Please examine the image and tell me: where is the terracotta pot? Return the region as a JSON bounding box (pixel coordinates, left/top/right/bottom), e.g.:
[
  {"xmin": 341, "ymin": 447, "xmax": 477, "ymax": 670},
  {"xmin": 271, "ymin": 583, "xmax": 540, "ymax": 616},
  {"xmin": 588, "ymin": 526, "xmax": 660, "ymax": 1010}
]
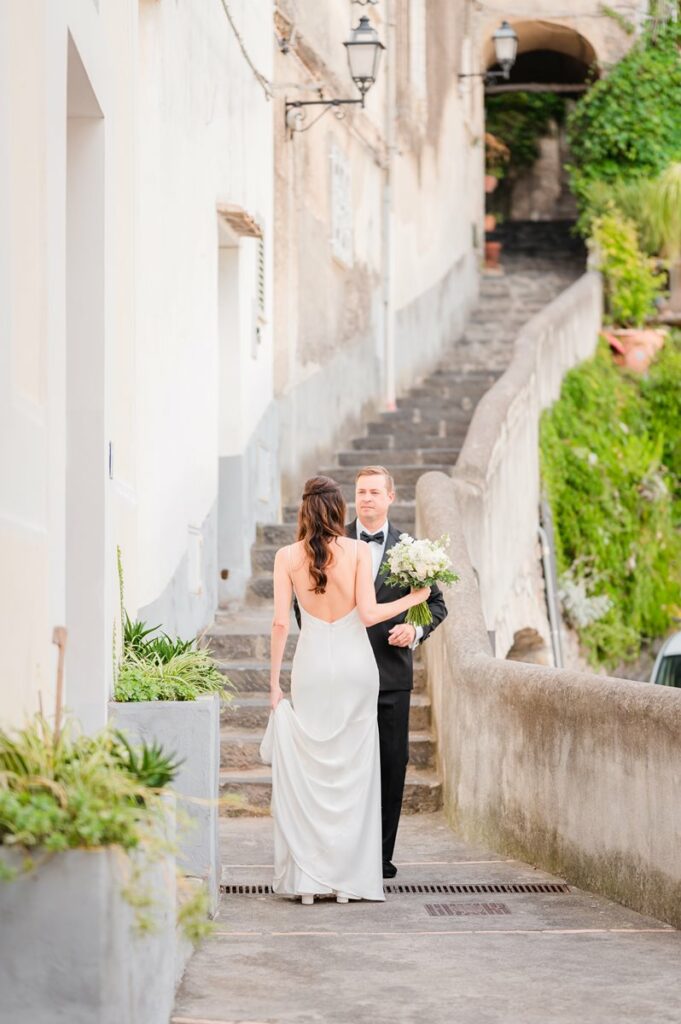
[
  {"xmin": 484, "ymin": 213, "xmax": 497, "ymax": 233},
  {"xmin": 484, "ymin": 174, "xmax": 498, "ymax": 194},
  {"xmin": 603, "ymin": 328, "xmax": 666, "ymax": 374},
  {"xmin": 484, "ymin": 240, "xmax": 502, "ymax": 271}
]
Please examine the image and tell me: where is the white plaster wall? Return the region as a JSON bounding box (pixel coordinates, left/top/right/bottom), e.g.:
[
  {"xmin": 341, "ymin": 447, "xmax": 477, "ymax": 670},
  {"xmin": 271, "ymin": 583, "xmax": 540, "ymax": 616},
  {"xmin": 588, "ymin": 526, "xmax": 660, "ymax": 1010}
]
[
  {"xmin": 0, "ymin": 0, "xmax": 126, "ymax": 729},
  {"xmin": 134, "ymin": 0, "xmax": 274, "ymax": 620},
  {"xmin": 0, "ymin": 0, "xmax": 275, "ymax": 726}
]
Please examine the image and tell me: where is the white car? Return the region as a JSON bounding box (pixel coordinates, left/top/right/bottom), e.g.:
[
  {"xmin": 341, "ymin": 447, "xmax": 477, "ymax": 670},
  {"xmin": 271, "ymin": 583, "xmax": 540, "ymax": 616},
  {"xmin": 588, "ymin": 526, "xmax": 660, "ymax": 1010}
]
[{"xmin": 650, "ymin": 631, "xmax": 681, "ymax": 688}]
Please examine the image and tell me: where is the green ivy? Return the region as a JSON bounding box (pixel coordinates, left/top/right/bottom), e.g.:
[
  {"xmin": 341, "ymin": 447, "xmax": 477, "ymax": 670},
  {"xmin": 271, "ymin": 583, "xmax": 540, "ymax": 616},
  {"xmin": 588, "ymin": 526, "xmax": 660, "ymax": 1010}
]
[
  {"xmin": 486, "ymin": 92, "xmax": 567, "ymax": 178},
  {"xmin": 540, "ymin": 334, "xmax": 681, "ymax": 669},
  {"xmin": 567, "ymin": 22, "xmax": 681, "ymax": 205}
]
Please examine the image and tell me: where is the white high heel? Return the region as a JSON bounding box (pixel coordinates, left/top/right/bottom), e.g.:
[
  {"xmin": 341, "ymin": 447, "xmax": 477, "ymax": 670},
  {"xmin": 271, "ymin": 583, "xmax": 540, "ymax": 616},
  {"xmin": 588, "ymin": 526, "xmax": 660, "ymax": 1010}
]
[
  {"xmin": 336, "ymin": 893, "xmax": 350, "ymax": 904},
  {"xmin": 301, "ymin": 895, "xmax": 314, "ymax": 906}
]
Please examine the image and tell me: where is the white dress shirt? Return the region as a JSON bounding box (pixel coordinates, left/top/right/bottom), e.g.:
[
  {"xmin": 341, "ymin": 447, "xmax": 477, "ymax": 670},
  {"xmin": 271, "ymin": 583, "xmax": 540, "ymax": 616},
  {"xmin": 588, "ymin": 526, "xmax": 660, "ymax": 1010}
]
[{"xmin": 356, "ymin": 518, "xmax": 423, "ymax": 649}]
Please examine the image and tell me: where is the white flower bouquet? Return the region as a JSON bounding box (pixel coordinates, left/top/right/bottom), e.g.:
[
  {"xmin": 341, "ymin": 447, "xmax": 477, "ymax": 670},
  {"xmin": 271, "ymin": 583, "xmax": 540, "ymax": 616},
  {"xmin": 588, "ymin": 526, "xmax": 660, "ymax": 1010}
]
[{"xmin": 380, "ymin": 533, "xmax": 459, "ymax": 627}]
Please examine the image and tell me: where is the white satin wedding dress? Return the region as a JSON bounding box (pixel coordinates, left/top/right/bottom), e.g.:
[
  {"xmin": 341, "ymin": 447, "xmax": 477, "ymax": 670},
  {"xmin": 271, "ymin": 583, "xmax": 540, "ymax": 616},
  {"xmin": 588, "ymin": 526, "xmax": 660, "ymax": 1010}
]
[{"xmin": 259, "ymin": 542, "xmax": 385, "ymax": 902}]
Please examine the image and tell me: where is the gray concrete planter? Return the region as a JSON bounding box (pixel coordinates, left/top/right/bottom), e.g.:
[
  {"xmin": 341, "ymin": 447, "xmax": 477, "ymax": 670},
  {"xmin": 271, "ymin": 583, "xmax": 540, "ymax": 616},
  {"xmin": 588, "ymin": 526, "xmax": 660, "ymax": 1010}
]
[
  {"xmin": 109, "ymin": 693, "xmax": 220, "ymax": 912},
  {"xmin": 0, "ymin": 844, "xmax": 180, "ymax": 1024}
]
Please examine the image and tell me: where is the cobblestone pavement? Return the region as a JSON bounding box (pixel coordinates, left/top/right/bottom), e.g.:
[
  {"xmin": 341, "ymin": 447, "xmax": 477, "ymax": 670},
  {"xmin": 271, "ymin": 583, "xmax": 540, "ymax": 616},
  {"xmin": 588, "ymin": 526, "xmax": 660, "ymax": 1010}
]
[{"xmin": 172, "ymin": 812, "xmax": 680, "ymax": 1024}]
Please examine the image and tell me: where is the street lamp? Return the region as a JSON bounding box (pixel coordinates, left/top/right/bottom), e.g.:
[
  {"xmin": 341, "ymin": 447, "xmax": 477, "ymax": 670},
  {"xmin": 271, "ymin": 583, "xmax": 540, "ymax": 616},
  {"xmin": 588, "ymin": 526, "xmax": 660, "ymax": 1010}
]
[
  {"xmin": 344, "ymin": 15, "xmax": 385, "ymax": 101},
  {"xmin": 459, "ymin": 21, "xmax": 519, "ymax": 84},
  {"xmin": 285, "ymin": 15, "xmax": 385, "ymax": 132}
]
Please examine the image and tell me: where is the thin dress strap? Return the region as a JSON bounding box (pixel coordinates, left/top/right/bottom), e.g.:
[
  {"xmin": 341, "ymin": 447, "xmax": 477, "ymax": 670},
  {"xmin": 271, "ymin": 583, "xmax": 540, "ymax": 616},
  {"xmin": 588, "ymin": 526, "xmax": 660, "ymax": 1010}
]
[{"xmin": 287, "ymin": 543, "xmax": 295, "ymax": 595}]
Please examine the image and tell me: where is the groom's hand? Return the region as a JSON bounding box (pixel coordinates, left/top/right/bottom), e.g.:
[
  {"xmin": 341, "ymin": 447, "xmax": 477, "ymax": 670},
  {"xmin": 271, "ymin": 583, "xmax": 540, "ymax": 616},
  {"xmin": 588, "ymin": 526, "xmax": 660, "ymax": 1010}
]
[{"xmin": 388, "ymin": 623, "xmax": 417, "ymax": 647}]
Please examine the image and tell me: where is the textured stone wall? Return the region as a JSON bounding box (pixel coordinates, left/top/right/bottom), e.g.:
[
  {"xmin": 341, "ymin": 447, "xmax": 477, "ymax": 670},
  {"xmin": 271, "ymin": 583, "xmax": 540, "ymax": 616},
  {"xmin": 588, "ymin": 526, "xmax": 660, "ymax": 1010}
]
[{"xmin": 452, "ymin": 272, "xmax": 603, "ymax": 658}]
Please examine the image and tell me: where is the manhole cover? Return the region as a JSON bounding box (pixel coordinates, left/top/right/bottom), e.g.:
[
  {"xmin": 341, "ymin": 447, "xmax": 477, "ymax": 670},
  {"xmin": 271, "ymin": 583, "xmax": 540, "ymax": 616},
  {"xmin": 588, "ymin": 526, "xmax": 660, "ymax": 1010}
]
[{"xmin": 425, "ymin": 901, "xmax": 511, "ymax": 917}]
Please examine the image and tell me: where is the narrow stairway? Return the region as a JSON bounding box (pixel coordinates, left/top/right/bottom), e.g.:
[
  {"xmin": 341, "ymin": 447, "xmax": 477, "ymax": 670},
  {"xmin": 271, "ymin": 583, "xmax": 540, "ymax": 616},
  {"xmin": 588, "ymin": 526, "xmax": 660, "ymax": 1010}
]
[{"xmin": 207, "ymin": 258, "xmax": 580, "ymax": 818}]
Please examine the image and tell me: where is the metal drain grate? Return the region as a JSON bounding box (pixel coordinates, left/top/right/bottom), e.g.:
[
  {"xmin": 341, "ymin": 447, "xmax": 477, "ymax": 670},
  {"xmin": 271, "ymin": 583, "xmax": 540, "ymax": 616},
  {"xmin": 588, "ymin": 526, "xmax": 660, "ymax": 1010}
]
[
  {"xmin": 425, "ymin": 902, "xmax": 511, "ymax": 916},
  {"xmin": 220, "ymin": 881, "xmax": 571, "ymax": 897},
  {"xmin": 385, "ymin": 882, "xmax": 571, "ymax": 896}
]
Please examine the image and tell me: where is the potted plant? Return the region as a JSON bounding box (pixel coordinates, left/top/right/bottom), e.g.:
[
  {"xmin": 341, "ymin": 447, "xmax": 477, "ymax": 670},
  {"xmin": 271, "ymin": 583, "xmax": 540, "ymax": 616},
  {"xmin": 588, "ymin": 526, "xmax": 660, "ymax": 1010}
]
[
  {"xmin": 483, "ymin": 133, "xmax": 509, "ymax": 271},
  {"xmin": 590, "ymin": 210, "xmax": 666, "ymax": 372},
  {"xmin": 109, "ymin": 553, "xmax": 230, "ymax": 913},
  {"xmin": 0, "ymin": 713, "xmax": 203, "ymax": 1023},
  {"xmin": 110, "ymin": 617, "xmax": 228, "ymax": 913}
]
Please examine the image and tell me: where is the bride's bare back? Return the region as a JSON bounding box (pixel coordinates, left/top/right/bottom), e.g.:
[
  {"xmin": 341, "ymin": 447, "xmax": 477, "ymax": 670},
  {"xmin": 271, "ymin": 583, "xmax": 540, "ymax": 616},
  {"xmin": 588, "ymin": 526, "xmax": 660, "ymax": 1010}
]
[
  {"xmin": 287, "ymin": 537, "xmax": 360, "ymax": 624},
  {"xmin": 269, "ymin": 535, "xmax": 429, "ymax": 707}
]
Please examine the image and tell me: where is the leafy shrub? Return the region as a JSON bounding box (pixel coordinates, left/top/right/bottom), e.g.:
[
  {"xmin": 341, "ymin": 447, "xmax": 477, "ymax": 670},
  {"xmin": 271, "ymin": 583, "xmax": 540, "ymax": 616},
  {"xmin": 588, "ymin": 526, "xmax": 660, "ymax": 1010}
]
[
  {"xmin": 567, "ymin": 21, "xmax": 681, "ymax": 205},
  {"xmin": 114, "ymin": 646, "xmax": 226, "ymax": 703},
  {"xmin": 116, "ymin": 611, "xmax": 229, "ymax": 703},
  {"xmin": 590, "ymin": 211, "xmax": 665, "ymax": 326},
  {"xmin": 540, "ymin": 334, "xmax": 681, "ymax": 668},
  {"xmin": 0, "ymin": 715, "xmax": 173, "ymax": 854}
]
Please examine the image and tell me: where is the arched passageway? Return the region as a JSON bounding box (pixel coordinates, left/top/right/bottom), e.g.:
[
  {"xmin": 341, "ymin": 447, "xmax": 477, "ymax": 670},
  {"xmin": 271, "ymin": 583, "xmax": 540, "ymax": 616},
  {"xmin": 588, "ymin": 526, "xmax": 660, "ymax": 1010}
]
[{"xmin": 483, "ymin": 21, "xmax": 599, "ymax": 256}]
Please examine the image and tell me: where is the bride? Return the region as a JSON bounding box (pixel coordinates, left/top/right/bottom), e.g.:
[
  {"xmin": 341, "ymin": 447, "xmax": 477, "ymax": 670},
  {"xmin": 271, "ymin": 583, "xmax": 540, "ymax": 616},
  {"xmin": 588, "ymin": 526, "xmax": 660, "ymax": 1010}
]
[{"xmin": 259, "ymin": 475, "xmax": 430, "ymax": 905}]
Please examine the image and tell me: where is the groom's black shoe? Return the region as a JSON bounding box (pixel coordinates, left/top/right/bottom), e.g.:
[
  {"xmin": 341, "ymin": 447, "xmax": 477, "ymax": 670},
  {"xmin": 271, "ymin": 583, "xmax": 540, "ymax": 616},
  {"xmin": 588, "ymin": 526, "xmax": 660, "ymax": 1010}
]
[{"xmin": 382, "ymin": 861, "xmax": 397, "ymax": 879}]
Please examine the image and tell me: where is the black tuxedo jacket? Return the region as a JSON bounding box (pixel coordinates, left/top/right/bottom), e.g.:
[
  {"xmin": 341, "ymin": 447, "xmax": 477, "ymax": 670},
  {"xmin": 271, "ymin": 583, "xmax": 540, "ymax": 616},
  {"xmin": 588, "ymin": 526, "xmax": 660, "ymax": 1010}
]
[{"xmin": 292, "ymin": 520, "xmax": 448, "ymax": 692}]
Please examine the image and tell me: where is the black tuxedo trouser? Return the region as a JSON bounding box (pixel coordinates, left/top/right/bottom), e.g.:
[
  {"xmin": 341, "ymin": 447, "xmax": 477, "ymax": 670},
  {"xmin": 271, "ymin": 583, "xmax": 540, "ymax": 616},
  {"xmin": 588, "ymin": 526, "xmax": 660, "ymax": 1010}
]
[{"xmin": 377, "ymin": 689, "xmax": 411, "ymax": 865}]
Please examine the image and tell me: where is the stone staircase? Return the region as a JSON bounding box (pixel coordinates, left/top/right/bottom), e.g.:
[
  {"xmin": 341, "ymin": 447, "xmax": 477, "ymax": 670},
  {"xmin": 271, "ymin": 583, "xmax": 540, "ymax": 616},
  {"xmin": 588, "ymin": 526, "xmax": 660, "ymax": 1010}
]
[{"xmin": 207, "ymin": 259, "xmax": 581, "ymax": 817}]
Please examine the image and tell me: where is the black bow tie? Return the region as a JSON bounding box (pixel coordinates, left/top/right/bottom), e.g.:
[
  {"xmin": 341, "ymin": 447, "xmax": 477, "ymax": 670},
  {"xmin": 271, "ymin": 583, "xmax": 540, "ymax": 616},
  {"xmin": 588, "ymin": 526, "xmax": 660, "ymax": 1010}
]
[{"xmin": 360, "ymin": 530, "xmax": 385, "ymax": 545}]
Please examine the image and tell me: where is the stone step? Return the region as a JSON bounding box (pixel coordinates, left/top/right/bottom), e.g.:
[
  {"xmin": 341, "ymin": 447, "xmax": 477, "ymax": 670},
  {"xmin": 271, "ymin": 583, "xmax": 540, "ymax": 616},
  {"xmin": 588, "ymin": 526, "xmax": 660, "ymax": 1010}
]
[
  {"xmin": 336, "ymin": 448, "xmax": 460, "ymax": 468},
  {"xmin": 221, "ymin": 691, "xmax": 432, "ymax": 732},
  {"xmin": 209, "ymin": 631, "xmax": 298, "ymax": 662},
  {"xmin": 247, "ymin": 575, "xmax": 275, "ymax": 603},
  {"xmin": 220, "ymin": 766, "xmax": 442, "ymax": 816},
  {"xmin": 350, "ymin": 433, "xmax": 465, "ymax": 451},
  {"xmin": 377, "ymin": 406, "xmax": 474, "ymax": 424},
  {"xmin": 365, "ymin": 424, "xmax": 469, "ymax": 445},
  {"xmin": 403, "ymin": 383, "xmax": 492, "ymax": 400},
  {"xmin": 219, "ymin": 658, "xmax": 428, "ymax": 694},
  {"xmin": 220, "ymin": 727, "xmax": 435, "ymax": 771},
  {"xmin": 203, "ymin": 613, "xmax": 298, "ymax": 661},
  {"xmin": 282, "ymin": 501, "xmax": 416, "ymax": 527},
  {"xmin": 318, "ymin": 464, "xmax": 448, "ymax": 486}
]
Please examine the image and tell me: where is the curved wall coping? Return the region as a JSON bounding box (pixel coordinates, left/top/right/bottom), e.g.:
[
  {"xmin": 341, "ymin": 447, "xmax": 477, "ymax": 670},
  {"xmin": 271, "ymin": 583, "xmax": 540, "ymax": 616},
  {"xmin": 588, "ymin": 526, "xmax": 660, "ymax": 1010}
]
[{"xmin": 416, "ymin": 273, "xmax": 681, "ymax": 928}]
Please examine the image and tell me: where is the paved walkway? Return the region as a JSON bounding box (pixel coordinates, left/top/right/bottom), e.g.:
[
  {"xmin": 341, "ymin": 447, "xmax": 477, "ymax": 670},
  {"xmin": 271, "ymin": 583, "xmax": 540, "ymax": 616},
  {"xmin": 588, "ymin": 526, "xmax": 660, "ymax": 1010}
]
[{"xmin": 172, "ymin": 812, "xmax": 681, "ymax": 1024}]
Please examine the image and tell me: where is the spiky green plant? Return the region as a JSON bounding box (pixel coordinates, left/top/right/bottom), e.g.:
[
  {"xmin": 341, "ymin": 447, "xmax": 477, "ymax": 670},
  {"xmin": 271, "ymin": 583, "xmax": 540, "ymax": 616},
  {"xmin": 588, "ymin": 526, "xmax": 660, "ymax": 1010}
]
[
  {"xmin": 114, "ymin": 646, "xmax": 227, "ymax": 703},
  {"xmin": 0, "ymin": 715, "xmax": 169, "ymax": 853},
  {"xmin": 112, "ymin": 731, "xmax": 183, "ymax": 792}
]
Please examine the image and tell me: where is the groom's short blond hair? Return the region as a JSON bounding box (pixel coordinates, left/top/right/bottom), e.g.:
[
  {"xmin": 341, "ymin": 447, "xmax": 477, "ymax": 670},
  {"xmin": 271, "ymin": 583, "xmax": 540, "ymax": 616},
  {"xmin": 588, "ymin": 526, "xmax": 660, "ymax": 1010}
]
[{"xmin": 354, "ymin": 465, "xmax": 395, "ymax": 494}]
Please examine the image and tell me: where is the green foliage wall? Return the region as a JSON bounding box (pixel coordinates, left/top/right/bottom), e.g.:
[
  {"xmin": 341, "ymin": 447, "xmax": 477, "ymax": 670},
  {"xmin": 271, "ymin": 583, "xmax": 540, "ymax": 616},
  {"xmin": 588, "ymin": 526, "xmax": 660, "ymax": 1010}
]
[
  {"xmin": 540, "ymin": 334, "xmax": 681, "ymax": 668},
  {"xmin": 567, "ymin": 22, "xmax": 681, "ymax": 204}
]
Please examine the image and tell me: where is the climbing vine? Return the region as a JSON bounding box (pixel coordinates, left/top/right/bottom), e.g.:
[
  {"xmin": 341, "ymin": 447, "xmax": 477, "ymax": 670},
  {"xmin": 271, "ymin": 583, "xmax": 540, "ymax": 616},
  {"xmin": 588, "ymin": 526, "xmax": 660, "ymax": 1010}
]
[{"xmin": 567, "ymin": 21, "xmax": 681, "ymax": 209}]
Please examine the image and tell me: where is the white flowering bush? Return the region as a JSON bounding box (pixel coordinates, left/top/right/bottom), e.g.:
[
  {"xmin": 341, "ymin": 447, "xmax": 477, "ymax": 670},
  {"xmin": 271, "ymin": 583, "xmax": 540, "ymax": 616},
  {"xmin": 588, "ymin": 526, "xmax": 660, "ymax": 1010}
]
[
  {"xmin": 558, "ymin": 570, "xmax": 613, "ymax": 629},
  {"xmin": 380, "ymin": 534, "xmax": 459, "ymax": 626}
]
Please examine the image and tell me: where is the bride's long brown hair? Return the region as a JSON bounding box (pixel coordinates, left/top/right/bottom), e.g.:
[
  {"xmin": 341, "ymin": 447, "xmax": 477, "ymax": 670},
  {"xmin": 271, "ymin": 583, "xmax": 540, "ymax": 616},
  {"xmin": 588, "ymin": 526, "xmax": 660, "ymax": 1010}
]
[{"xmin": 297, "ymin": 476, "xmax": 347, "ymax": 594}]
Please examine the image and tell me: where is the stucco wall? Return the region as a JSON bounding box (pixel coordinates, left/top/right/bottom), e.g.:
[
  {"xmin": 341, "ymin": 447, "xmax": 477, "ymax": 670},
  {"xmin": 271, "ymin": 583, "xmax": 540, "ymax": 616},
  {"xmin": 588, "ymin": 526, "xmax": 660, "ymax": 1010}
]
[
  {"xmin": 452, "ymin": 272, "xmax": 603, "ymax": 658},
  {"xmin": 273, "ymin": 0, "xmax": 482, "ymax": 501},
  {"xmin": 417, "ymin": 470, "xmax": 681, "ymax": 929}
]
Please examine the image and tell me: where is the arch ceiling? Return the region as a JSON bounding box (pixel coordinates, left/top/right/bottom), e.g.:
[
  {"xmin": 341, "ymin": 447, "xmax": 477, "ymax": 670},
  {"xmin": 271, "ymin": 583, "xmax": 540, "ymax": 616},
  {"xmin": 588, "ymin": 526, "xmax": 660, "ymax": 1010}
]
[{"xmin": 483, "ymin": 20, "xmax": 598, "ymax": 77}]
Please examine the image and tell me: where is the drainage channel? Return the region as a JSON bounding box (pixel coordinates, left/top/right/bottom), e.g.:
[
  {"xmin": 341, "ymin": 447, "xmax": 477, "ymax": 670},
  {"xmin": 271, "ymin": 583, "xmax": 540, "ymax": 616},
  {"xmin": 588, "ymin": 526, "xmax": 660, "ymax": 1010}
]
[{"xmin": 220, "ymin": 882, "xmax": 572, "ymax": 896}]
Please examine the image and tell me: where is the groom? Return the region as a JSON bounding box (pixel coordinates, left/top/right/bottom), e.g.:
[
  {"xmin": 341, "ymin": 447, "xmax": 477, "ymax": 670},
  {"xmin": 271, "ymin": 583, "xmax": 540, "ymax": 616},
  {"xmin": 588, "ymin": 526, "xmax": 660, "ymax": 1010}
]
[{"xmin": 349, "ymin": 465, "xmax": 447, "ymax": 878}]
